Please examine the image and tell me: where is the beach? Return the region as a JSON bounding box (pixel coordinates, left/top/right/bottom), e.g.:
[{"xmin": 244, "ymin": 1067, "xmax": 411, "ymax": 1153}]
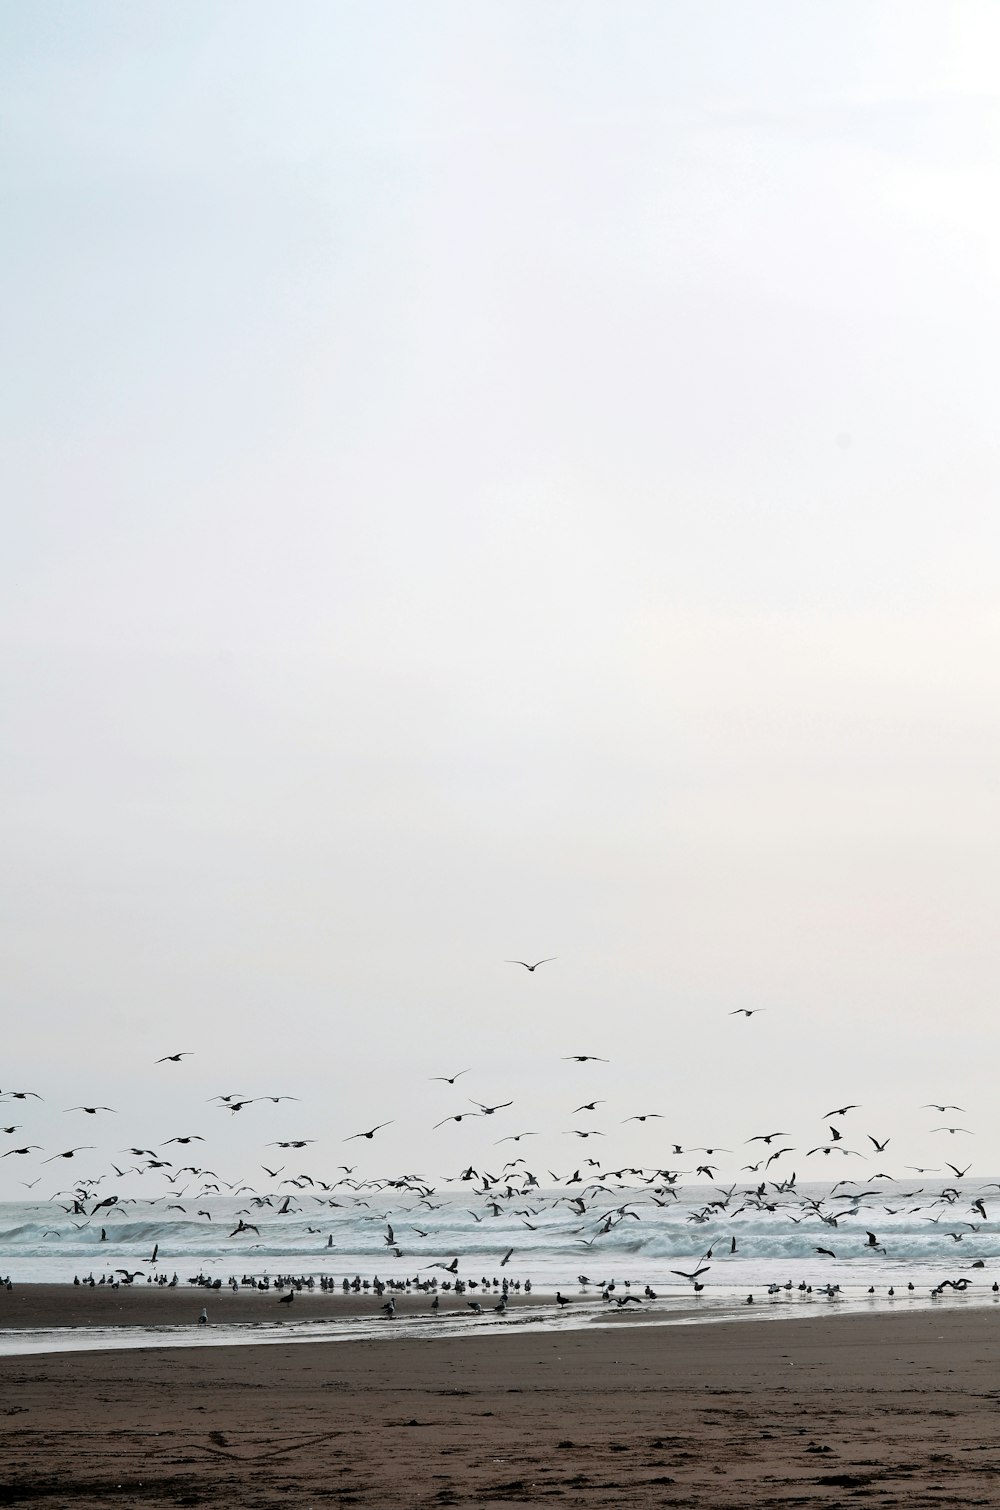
[{"xmin": 2, "ymin": 1296, "xmax": 999, "ymax": 1507}]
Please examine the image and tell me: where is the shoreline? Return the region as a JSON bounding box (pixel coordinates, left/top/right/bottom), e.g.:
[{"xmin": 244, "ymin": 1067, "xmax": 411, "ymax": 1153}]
[
  {"xmin": 2, "ymin": 1308, "xmax": 999, "ymax": 1506},
  {"xmin": 3, "ymin": 1280, "xmax": 1000, "ymax": 1360}
]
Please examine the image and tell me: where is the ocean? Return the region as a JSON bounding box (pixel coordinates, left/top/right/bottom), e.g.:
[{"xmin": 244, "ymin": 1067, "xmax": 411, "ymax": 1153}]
[{"xmin": 1, "ymin": 1177, "xmax": 997, "ymax": 1353}]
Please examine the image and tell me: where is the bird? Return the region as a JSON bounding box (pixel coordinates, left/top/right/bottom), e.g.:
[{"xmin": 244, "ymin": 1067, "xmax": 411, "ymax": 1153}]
[
  {"xmin": 670, "ymin": 1266, "xmax": 710, "ymax": 1282},
  {"xmin": 931, "ymin": 1127, "xmax": 972, "ymax": 1135},
  {"xmin": 430, "ymin": 1070, "xmax": 471, "ymax": 1084},
  {"xmin": 434, "ymin": 1113, "xmax": 481, "ymax": 1129},
  {"xmin": 277, "ymin": 1289, "xmax": 294, "ymax": 1305},
  {"xmin": 345, "ymin": 1123, "xmax": 393, "ymax": 1141},
  {"xmin": 747, "ymin": 1132, "xmax": 790, "ymax": 1144},
  {"xmin": 2, "ymin": 1147, "xmax": 41, "ymax": 1156},
  {"xmin": 562, "ymin": 1055, "xmax": 608, "ymax": 1063},
  {"xmin": 198, "ymin": 1307, "xmax": 208, "ymax": 1325},
  {"xmin": 156, "ymin": 1054, "xmax": 193, "ymax": 1064},
  {"xmin": 572, "ymin": 1101, "xmax": 604, "ymax": 1113},
  {"xmin": 815, "ymin": 1247, "xmax": 837, "ymax": 1258},
  {"xmin": 64, "ymin": 1106, "xmax": 115, "ymax": 1115},
  {"xmin": 923, "ymin": 1104, "xmax": 965, "ymax": 1113},
  {"xmin": 729, "ymin": 1009, "xmax": 766, "ymax": 1017},
  {"xmin": 621, "ymin": 1114, "xmax": 664, "ymax": 1123},
  {"xmin": 470, "ymin": 1101, "xmax": 512, "ymax": 1116},
  {"xmin": 868, "ymin": 1135, "xmax": 890, "ymax": 1152},
  {"xmin": 824, "ymin": 1105, "xmax": 859, "ymax": 1118},
  {"xmin": 506, "ymin": 958, "xmax": 556, "ymax": 972},
  {"xmin": 0, "ymin": 1090, "xmax": 42, "ymax": 1100},
  {"xmin": 42, "ymin": 1148, "xmax": 95, "ymax": 1162}
]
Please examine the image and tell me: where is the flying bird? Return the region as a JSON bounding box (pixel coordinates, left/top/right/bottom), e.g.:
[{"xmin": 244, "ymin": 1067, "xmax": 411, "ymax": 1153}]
[
  {"xmin": 156, "ymin": 1053, "xmax": 193, "ymax": 1064},
  {"xmin": 562, "ymin": 1055, "xmax": 608, "ymax": 1063},
  {"xmin": 430, "ymin": 1070, "xmax": 471, "ymax": 1084},
  {"xmin": 729, "ymin": 1009, "xmax": 766, "ymax": 1017},
  {"xmin": 65, "ymin": 1106, "xmax": 115, "ymax": 1115},
  {"xmin": 506, "ymin": 958, "xmax": 556, "ymax": 972},
  {"xmin": 345, "ymin": 1123, "xmax": 393, "ymax": 1141}
]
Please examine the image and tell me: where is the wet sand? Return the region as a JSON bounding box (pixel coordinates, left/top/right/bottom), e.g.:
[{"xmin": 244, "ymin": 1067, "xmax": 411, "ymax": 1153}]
[{"xmin": 2, "ymin": 1293, "xmax": 1000, "ymax": 1507}]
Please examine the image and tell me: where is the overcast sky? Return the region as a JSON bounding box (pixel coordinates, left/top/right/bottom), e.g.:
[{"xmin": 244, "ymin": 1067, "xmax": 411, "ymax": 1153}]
[{"xmin": 3, "ymin": 2, "xmax": 1000, "ymax": 1193}]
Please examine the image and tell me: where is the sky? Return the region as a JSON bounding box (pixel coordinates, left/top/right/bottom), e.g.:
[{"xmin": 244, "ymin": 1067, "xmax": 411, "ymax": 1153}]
[{"xmin": 2, "ymin": 1, "xmax": 1000, "ymax": 1195}]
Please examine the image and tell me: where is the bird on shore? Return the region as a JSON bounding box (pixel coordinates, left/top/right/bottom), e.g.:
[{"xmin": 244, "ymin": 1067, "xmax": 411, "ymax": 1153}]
[{"xmin": 506, "ymin": 958, "xmax": 556, "ymax": 972}]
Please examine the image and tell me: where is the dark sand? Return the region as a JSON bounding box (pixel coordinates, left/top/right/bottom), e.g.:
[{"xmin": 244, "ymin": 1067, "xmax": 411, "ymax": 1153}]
[{"xmin": 2, "ymin": 1288, "xmax": 1000, "ymax": 1507}]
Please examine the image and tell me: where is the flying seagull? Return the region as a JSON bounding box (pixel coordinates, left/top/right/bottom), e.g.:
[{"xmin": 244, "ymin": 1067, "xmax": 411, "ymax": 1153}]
[
  {"xmin": 345, "ymin": 1122, "xmax": 393, "ymax": 1141},
  {"xmin": 156, "ymin": 1053, "xmax": 193, "ymax": 1064},
  {"xmin": 506, "ymin": 958, "xmax": 556, "ymax": 971}
]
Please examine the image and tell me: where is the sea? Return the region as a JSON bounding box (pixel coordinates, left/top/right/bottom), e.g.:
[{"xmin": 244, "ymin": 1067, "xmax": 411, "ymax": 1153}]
[{"xmin": 2, "ymin": 1179, "xmax": 998, "ymax": 1356}]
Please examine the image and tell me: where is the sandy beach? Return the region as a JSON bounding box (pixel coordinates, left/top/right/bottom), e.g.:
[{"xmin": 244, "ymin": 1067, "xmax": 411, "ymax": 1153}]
[{"xmin": 2, "ymin": 1293, "xmax": 1000, "ymax": 1507}]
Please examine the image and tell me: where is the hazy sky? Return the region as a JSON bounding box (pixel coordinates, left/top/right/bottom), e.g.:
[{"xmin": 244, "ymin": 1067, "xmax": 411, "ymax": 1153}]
[{"xmin": 3, "ymin": 2, "xmax": 1000, "ymax": 1193}]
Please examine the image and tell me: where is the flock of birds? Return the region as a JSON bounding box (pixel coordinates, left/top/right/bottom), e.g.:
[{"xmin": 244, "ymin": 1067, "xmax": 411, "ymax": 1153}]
[{"xmin": 1, "ymin": 959, "xmax": 997, "ymax": 1320}]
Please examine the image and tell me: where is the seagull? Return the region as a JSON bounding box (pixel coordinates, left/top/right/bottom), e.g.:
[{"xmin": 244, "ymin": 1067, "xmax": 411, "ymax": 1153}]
[
  {"xmin": 42, "ymin": 1147, "xmax": 95, "ymax": 1162},
  {"xmin": 931, "ymin": 1127, "xmax": 972, "ymax": 1135},
  {"xmin": 434, "ymin": 1113, "xmax": 481, "ymax": 1129},
  {"xmin": 345, "ymin": 1123, "xmax": 393, "ymax": 1141},
  {"xmin": 562, "ymin": 1055, "xmax": 608, "ymax": 1063},
  {"xmin": 156, "ymin": 1053, "xmax": 193, "ymax": 1064},
  {"xmin": 868, "ymin": 1135, "xmax": 891, "ymax": 1152},
  {"xmin": 0, "ymin": 1090, "xmax": 42, "ymax": 1100},
  {"xmin": 622, "ymin": 1114, "xmax": 664, "ymax": 1123},
  {"xmin": 506, "ymin": 958, "xmax": 556, "ymax": 972},
  {"xmin": 65, "ymin": 1106, "xmax": 116, "ymax": 1115},
  {"xmin": 572, "ymin": 1101, "xmax": 605, "ymax": 1113},
  {"xmin": 430, "ymin": 1070, "xmax": 471, "ymax": 1084},
  {"xmin": 469, "ymin": 1101, "xmax": 512, "ymax": 1115},
  {"xmin": 729, "ymin": 1009, "xmax": 766, "ymax": 1017},
  {"xmin": 923, "ymin": 1104, "xmax": 965, "ymax": 1113},
  {"xmin": 824, "ymin": 1105, "xmax": 859, "ymax": 1118},
  {"xmin": 671, "ymin": 1265, "xmax": 710, "ymax": 1282}
]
